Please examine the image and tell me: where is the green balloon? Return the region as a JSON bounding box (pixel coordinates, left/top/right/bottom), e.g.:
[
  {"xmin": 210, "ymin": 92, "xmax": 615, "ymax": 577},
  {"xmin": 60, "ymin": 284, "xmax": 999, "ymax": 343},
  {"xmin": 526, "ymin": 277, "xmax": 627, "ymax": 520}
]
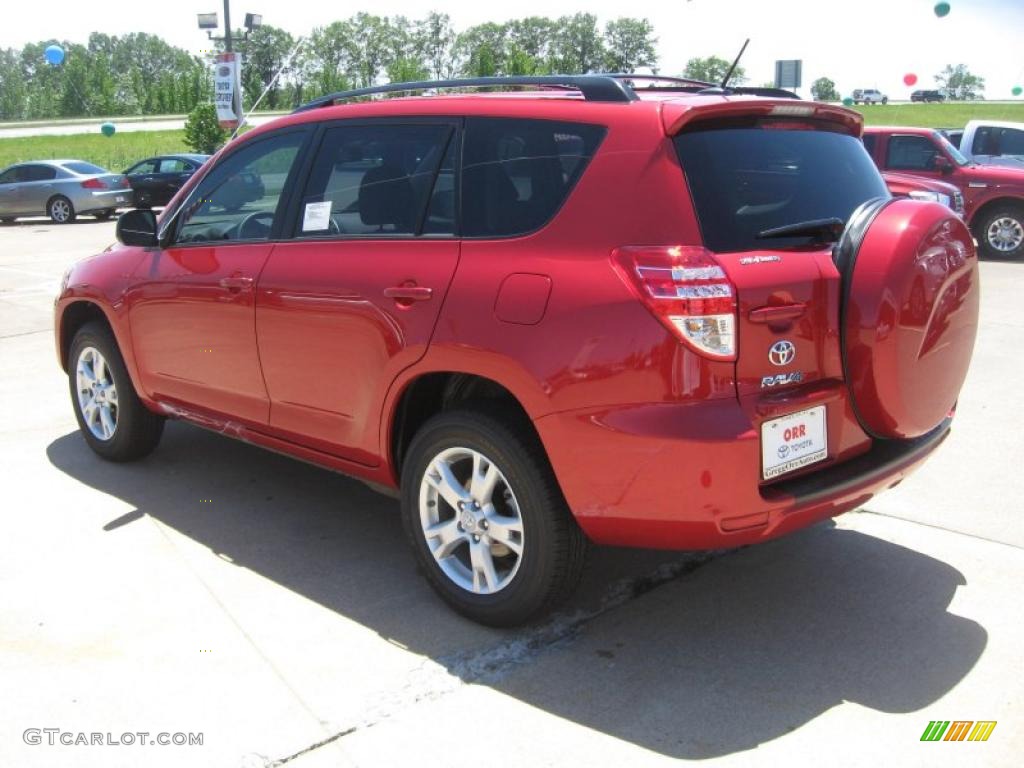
[
  {"xmin": 100, "ymin": 122, "xmax": 115, "ymax": 137},
  {"xmin": 934, "ymin": 2, "xmax": 950, "ymax": 17},
  {"xmin": 842, "ymin": 97, "xmax": 854, "ymax": 106},
  {"xmin": 1014, "ymin": 86, "xmax": 1023, "ymax": 97}
]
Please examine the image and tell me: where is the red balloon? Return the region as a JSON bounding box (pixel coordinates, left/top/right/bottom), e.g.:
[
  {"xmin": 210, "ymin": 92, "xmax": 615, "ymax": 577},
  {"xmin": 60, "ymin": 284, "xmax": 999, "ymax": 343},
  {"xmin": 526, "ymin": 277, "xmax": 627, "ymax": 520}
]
[{"xmin": 903, "ymin": 73, "xmax": 918, "ymax": 86}]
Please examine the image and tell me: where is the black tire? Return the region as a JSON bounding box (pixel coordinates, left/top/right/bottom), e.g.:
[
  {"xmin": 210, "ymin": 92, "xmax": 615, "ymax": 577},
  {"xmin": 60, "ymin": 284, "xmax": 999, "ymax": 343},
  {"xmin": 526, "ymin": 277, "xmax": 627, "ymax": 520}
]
[
  {"xmin": 881, "ymin": 97, "xmax": 889, "ymax": 105},
  {"xmin": 93, "ymin": 209, "xmax": 115, "ymax": 220},
  {"xmin": 68, "ymin": 321, "xmax": 164, "ymax": 461},
  {"xmin": 400, "ymin": 408, "xmax": 587, "ymax": 627},
  {"xmin": 47, "ymin": 195, "xmax": 76, "ymax": 224},
  {"xmin": 974, "ymin": 205, "xmax": 1024, "ymax": 260}
]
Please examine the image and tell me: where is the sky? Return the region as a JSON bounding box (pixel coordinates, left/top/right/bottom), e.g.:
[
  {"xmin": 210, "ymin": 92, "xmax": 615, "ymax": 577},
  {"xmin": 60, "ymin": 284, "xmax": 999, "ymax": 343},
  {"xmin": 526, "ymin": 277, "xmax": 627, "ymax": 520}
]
[{"xmin": 2, "ymin": 0, "xmax": 1023, "ymax": 99}]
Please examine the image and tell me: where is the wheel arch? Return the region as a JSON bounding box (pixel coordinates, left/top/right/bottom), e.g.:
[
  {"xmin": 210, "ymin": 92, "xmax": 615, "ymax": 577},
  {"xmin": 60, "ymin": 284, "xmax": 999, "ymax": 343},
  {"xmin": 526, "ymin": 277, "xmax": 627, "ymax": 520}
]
[
  {"xmin": 58, "ymin": 300, "xmax": 113, "ymax": 372},
  {"xmin": 387, "ymin": 371, "xmax": 544, "ymax": 484},
  {"xmin": 968, "ymin": 195, "xmax": 1024, "ymax": 229}
]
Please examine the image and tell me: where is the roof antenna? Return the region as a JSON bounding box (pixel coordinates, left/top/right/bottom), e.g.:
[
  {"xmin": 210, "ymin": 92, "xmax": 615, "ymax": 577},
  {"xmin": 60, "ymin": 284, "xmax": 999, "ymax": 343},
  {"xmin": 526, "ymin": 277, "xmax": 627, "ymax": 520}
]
[{"xmin": 720, "ymin": 38, "xmax": 750, "ymax": 90}]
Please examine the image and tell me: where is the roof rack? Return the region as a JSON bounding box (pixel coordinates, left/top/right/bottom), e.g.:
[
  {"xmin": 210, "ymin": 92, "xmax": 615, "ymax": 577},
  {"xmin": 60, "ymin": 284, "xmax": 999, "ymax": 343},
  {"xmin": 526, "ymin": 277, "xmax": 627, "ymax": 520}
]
[
  {"xmin": 606, "ymin": 74, "xmax": 716, "ymax": 88},
  {"xmin": 293, "ymin": 75, "xmax": 638, "ymax": 112}
]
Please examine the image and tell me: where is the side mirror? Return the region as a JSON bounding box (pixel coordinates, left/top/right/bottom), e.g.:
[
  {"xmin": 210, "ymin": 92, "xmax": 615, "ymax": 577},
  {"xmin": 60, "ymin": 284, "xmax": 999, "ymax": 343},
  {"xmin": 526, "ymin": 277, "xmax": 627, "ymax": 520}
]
[
  {"xmin": 932, "ymin": 156, "xmax": 953, "ymax": 175},
  {"xmin": 116, "ymin": 209, "xmax": 159, "ymax": 247}
]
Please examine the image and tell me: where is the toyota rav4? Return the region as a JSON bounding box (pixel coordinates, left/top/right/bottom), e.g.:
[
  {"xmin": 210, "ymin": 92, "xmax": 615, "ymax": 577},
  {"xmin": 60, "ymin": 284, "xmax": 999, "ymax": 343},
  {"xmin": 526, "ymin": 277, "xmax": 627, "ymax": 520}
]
[{"xmin": 55, "ymin": 75, "xmax": 979, "ymax": 626}]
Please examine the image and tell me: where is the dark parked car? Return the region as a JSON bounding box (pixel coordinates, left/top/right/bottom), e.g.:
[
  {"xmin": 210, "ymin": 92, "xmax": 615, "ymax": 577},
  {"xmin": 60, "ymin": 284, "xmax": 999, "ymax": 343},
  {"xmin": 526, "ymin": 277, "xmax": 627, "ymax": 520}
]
[
  {"xmin": 911, "ymin": 90, "xmax": 946, "ymax": 102},
  {"xmin": 124, "ymin": 154, "xmax": 209, "ymax": 208}
]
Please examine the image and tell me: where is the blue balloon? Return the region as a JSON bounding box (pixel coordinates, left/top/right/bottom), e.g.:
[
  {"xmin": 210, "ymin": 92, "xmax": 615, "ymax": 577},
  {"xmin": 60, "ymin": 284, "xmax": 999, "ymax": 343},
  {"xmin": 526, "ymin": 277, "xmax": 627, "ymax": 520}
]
[{"xmin": 44, "ymin": 45, "xmax": 64, "ymax": 66}]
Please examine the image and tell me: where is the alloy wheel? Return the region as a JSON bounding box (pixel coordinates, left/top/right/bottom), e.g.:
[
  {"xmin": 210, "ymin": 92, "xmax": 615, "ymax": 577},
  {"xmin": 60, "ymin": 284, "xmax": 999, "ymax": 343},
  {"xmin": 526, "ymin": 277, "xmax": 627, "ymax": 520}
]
[
  {"xmin": 50, "ymin": 198, "xmax": 71, "ymax": 223},
  {"xmin": 75, "ymin": 346, "xmax": 119, "ymax": 440},
  {"xmin": 987, "ymin": 216, "xmax": 1024, "ymax": 253},
  {"xmin": 418, "ymin": 446, "xmax": 524, "ymax": 595}
]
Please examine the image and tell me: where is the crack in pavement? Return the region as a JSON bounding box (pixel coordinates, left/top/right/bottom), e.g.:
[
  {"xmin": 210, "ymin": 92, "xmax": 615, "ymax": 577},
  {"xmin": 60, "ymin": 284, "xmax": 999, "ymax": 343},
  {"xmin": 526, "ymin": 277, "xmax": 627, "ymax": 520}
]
[{"xmin": 262, "ymin": 550, "xmax": 725, "ymax": 766}]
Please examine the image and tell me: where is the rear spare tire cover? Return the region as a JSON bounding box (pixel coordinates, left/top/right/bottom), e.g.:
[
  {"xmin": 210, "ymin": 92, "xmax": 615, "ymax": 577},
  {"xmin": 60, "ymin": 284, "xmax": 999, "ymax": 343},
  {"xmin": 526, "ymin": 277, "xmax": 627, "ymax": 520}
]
[{"xmin": 841, "ymin": 198, "xmax": 979, "ymax": 439}]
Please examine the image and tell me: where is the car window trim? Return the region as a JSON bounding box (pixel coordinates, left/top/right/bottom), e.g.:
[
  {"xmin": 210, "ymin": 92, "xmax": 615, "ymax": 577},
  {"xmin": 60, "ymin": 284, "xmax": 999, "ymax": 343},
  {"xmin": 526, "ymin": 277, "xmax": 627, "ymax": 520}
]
[
  {"xmin": 280, "ymin": 116, "xmax": 463, "ymax": 243},
  {"xmin": 159, "ymin": 125, "xmax": 315, "ymax": 249}
]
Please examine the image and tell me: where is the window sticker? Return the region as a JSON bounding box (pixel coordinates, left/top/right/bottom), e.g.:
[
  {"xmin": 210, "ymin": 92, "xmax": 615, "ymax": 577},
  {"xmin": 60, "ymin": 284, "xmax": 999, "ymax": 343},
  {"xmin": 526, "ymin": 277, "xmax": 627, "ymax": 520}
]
[{"xmin": 302, "ymin": 201, "xmax": 333, "ymax": 231}]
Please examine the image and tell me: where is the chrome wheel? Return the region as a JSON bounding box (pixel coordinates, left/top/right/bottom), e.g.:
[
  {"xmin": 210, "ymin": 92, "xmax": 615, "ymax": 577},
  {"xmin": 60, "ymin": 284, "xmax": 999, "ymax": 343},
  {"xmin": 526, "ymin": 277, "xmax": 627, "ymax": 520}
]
[
  {"xmin": 418, "ymin": 446, "xmax": 524, "ymax": 595},
  {"xmin": 75, "ymin": 346, "xmax": 118, "ymax": 440},
  {"xmin": 986, "ymin": 216, "xmax": 1024, "ymax": 253},
  {"xmin": 50, "ymin": 198, "xmax": 71, "ymax": 223}
]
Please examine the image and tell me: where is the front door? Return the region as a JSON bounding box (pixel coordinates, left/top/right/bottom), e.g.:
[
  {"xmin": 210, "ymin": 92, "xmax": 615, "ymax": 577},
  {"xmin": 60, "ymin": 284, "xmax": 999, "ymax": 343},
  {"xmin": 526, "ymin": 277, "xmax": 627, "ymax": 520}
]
[
  {"xmin": 256, "ymin": 120, "xmax": 459, "ymax": 464},
  {"xmin": 127, "ymin": 129, "xmax": 309, "ymax": 425}
]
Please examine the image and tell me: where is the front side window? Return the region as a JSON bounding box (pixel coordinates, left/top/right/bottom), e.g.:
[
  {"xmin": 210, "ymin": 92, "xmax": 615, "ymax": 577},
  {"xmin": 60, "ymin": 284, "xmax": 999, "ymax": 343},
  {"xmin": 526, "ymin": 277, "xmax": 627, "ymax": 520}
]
[
  {"xmin": 159, "ymin": 159, "xmax": 191, "ymax": 173},
  {"xmin": 886, "ymin": 135, "xmax": 941, "ymax": 171},
  {"xmin": 296, "ymin": 123, "xmax": 453, "ymax": 237},
  {"xmin": 461, "ymin": 117, "xmax": 605, "ymax": 238},
  {"xmin": 127, "ymin": 160, "xmax": 158, "ymax": 175},
  {"xmin": 0, "ymin": 167, "xmax": 19, "ymax": 184},
  {"xmin": 22, "ymin": 165, "xmax": 57, "ymax": 181},
  {"xmin": 174, "ymin": 131, "xmax": 304, "ymax": 245}
]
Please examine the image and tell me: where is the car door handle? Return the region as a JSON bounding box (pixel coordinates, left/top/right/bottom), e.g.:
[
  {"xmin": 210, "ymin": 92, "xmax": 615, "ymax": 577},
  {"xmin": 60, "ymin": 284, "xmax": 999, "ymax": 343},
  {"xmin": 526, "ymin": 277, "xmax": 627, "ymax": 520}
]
[
  {"xmin": 749, "ymin": 303, "xmax": 807, "ymax": 323},
  {"xmin": 219, "ymin": 276, "xmax": 254, "ymax": 291},
  {"xmin": 383, "ymin": 285, "xmax": 433, "ymax": 302}
]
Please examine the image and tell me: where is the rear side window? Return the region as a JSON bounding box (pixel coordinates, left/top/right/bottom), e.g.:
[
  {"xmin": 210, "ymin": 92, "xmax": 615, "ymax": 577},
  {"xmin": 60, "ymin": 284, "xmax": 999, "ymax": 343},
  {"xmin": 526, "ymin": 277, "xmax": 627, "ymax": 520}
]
[
  {"xmin": 461, "ymin": 117, "xmax": 605, "ymax": 238},
  {"xmin": 674, "ymin": 122, "xmax": 887, "ymax": 253},
  {"xmin": 63, "ymin": 161, "xmax": 106, "ymax": 175},
  {"xmin": 159, "ymin": 159, "xmax": 192, "ymax": 173},
  {"xmin": 297, "ymin": 123, "xmax": 453, "ymax": 237}
]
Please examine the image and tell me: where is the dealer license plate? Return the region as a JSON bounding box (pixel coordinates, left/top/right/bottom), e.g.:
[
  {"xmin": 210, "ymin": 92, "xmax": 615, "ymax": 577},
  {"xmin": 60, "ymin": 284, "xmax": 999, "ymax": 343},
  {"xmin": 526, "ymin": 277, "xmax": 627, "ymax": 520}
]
[
  {"xmin": 761, "ymin": 406, "xmax": 828, "ymax": 480},
  {"xmin": 115, "ymin": 196, "xmax": 126, "ymax": 203}
]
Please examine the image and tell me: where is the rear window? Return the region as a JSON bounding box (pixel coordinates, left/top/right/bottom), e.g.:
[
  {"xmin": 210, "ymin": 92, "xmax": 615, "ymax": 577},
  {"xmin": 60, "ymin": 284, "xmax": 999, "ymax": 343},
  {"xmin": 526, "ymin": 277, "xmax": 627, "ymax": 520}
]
[
  {"xmin": 461, "ymin": 117, "xmax": 605, "ymax": 238},
  {"xmin": 63, "ymin": 161, "xmax": 107, "ymax": 175},
  {"xmin": 674, "ymin": 122, "xmax": 887, "ymax": 253}
]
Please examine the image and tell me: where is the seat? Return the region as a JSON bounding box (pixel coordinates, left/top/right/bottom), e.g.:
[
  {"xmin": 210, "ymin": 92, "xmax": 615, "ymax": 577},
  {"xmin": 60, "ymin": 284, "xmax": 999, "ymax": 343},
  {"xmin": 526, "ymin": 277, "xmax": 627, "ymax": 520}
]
[{"xmin": 359, "ymin": 164, "xmax": 414, "ymax": 232}]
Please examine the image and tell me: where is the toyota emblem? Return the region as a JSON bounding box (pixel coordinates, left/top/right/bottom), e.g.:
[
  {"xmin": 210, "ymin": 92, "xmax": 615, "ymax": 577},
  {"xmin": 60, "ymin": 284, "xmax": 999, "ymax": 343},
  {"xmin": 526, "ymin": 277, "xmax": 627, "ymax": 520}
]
[{"xmin": 768, "ymin": 340, "xmax": 796, "ymax": 367}]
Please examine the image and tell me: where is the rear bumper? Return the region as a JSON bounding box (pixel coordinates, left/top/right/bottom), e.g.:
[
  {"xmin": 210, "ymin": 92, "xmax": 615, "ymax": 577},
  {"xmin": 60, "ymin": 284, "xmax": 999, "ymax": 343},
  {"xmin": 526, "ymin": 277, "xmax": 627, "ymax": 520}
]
[
  {"xmin": 75, "ymin": 188, "xmax": 134, "ymax": 212},
  {"xmin": 535, "ymin": 393, "xmax": 949, "ymax": 550}
]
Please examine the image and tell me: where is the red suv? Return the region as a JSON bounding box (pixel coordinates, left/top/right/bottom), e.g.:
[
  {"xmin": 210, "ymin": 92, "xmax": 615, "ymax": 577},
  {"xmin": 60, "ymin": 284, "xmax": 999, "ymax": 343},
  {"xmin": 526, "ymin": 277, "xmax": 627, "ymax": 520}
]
[{"xmin": 55, "ymin": 76, "xmax": 979, "ymax": 626}]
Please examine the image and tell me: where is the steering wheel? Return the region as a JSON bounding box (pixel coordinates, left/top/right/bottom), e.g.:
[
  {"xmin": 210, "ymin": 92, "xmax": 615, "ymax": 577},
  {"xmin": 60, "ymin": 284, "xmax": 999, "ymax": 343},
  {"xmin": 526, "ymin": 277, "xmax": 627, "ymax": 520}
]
[{"xmin": 235, "ymin": 210, "xmax": 275, "ymax": 240}]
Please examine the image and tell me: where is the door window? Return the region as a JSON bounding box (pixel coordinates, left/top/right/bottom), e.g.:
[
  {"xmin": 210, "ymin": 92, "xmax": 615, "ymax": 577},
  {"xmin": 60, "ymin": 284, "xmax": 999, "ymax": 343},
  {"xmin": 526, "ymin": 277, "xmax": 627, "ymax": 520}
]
[
  {"xmin": 296, "ymin": 123, "xmax": 453, "ymax": 237},
  {"xmin": 159, "ymin": 158, "xmax": 191, "ymax": 173},
  {"xmin": 21, "ymin": 165, "xmax": 57, "ymax": 182},
  {"xmin": 0, "ymin": 167, "xmax": 19, "ymax": 184},
  {"xmin": 886, "ymin": 135, "xmax": 941, "ymax": 171},
  {"xmin": 127, "ymin": 160, "xmax": 159, "ymax": 175},
  {"xmin": 174, "ymin": 131, "xmax": 305, "ymax": 245},
  {"xmin": 461, "ymin": 117, "xmax": 605, "ymax": 237}
]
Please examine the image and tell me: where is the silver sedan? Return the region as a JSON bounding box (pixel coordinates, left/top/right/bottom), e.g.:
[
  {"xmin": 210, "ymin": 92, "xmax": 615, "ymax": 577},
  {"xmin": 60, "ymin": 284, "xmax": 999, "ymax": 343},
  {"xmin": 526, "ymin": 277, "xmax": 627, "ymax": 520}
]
[{"xmin": 0, "ymin": 159, "xmax": 134, "ymax": 224}]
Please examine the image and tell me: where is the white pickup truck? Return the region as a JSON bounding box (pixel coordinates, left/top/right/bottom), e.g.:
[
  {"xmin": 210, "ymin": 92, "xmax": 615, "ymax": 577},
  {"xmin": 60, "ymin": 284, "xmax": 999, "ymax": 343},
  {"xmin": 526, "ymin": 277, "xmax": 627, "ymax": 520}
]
[
  {"xmin": 956, "ymin": 120, "xmax": 1024, "ymax": 167},
  {"xmin": 851, "ymin": 88, "xmax": 888, "ymax": 105}
]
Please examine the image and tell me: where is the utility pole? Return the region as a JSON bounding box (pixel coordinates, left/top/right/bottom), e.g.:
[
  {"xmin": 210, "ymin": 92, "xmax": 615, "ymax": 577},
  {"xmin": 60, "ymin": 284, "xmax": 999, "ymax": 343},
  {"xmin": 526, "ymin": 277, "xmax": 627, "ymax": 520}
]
[{"xmin": 223, "ymin": 0, "xmax": 233, "ymax": 53}]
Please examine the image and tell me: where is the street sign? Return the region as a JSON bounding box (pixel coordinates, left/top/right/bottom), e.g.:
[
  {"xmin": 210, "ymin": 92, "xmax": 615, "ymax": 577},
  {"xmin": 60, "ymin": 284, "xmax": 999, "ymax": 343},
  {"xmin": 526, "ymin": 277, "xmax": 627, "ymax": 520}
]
[
  {"xmin": 774, "ymin": 60, "xmax": 802, "ymax": 89},
  {"xmin": 214, "ymin": 52, "xmax": 242, "ymax": 130}
]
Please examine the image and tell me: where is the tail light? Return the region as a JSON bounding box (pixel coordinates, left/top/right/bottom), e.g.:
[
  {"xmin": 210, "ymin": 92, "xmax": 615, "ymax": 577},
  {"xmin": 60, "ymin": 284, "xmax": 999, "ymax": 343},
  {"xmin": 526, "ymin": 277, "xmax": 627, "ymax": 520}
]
[
  {"xmin": 81, "ymin": 178, "xmax": 108, "ymax": 189},
  {"xmin": 612, "ymin": 245, "xmax": 737, "ymax": 360}
]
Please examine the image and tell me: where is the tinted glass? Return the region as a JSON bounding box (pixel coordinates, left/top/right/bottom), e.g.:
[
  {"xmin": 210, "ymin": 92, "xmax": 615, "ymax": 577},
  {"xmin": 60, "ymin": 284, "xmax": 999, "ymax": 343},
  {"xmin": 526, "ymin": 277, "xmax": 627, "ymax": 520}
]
[
  {"xmin": 0, "ymin": 168, "xmax": 17, "ymax": 184},
  {"xmin": 21, "ymin": 165, "xmax": 57, "ymax": 181},
  {"xmin": 297, "ymin": 123, "xmax": 451, "ymax": 237},
  {"xmin": 127, "ymin": 160, "xmax": 158, "ymax": 175},
  {"xmin": 461, "ymin": 117, "xmax": 605, "ymax": 237},
  {"xmin": 63, "ymin": 161, "xmax": 106, "ymax": 175},
  {"xmin": 862, "ymin": 133, "xmax": 877, "ymax": 155},
  {"xmin": 994, "ymin": 128, "xmax": 1024, "ymax": 156},
  {"xmin": 674, "ymin": 122, "xmax": 888, "ymax": 253},
  {"xmin": 175, "ymin": 131, "xmax": 304, "ymax": 244},
  {"xmin": 159, "ymin": 159, "xmax": 191, "ymax": 173},
  {"xmin": 886, "ymin": 135, "xmax": 941, "ymax": 171}
]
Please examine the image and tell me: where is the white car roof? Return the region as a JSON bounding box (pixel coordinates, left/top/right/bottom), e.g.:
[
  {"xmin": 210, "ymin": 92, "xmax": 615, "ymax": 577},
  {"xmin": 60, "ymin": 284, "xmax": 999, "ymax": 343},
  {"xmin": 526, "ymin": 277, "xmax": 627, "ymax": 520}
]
[{"xmin": 965, "ymin": 119, "xmax": 1024, "ymax": 131}]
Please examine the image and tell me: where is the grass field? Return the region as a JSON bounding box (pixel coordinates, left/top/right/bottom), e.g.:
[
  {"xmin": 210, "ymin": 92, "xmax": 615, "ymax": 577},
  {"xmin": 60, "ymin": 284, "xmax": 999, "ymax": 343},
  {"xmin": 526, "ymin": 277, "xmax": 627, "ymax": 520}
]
[
  {"xmin": 849, "ymin": 102, "xmax": 1024, "ymax": 128},
  {"xmin": 1, "ymin": 102, "xmax": 1023, "ymax": 170},
  {"xmin": 0, "ymin": 130, "xmax": 190, "ymax": 172}
]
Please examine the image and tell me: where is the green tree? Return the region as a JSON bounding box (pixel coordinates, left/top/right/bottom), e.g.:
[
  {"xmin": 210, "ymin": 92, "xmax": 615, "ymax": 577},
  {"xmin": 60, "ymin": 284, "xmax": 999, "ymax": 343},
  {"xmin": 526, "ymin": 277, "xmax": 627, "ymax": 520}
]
[
  {"xmin": 0, "ymin": 48, "xmax": 28, "ymax": 119},
  {"xmin": 183, "ymin": 103, "xmax": 227, "ymax": 154},
  {"xmin": 682, "ymin": 55, "xmax": 746, "ymax": 85},
  {"xmin": 237, "ymin": 25, "xmax": 295, "ymax": 110},
  {"xmin": 934, "ymin": 64, "xmax": 985, "ymax": 101},
  {"xmin": 810, "ymin": 76, "xmax": 840, "ymax": 102},
  {"xmin": 548, "ymin": 14, "xmax": 605, "ymax": 74},
  {"xmin": 416, "ymin": 12, "xmax": 457, "ymax": 79},
  {"xmin": 603, "ymin": 18, "xmax": 657, "ymax": 73},
  {"xmin": 455, "ymin": 23, "xmax": 508, "ymax": 77}
]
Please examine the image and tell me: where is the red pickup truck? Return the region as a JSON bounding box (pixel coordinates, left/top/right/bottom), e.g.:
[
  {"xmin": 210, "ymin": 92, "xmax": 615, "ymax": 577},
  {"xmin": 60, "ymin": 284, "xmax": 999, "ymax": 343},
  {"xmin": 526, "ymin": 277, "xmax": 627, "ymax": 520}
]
[{"xmin": 864, "ymin": 126, "xmax": 1024, "ymax": 259}]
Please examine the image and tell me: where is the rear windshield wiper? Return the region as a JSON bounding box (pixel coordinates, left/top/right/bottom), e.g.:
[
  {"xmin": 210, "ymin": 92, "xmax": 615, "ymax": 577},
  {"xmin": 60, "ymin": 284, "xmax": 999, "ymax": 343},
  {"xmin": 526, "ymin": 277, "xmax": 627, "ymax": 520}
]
[{"xmin": 757, "ymin": 217, "xmax": 845, "ymax": 244}]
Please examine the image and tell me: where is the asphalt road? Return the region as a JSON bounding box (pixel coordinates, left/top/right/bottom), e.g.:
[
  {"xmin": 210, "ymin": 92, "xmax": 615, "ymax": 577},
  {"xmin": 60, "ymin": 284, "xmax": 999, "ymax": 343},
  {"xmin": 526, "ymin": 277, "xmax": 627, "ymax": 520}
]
[{"xmin": 1, "ymin": 218, "xmax": 1021, "ymax": 767}]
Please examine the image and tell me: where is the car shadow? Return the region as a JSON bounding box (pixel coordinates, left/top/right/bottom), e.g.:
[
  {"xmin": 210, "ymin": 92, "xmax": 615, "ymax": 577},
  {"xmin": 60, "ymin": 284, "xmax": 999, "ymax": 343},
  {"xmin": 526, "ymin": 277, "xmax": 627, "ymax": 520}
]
[{"xmin": 46, "ymin": 422, "xmax": 987, "ymax": 759}]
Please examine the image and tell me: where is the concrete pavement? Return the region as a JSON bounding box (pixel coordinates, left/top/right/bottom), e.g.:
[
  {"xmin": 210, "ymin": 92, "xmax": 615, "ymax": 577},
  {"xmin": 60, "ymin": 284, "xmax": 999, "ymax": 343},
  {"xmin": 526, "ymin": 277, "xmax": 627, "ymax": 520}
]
[{"xmin": 1, "ymin": 218, "xmax": 1021, "ymax": 767}]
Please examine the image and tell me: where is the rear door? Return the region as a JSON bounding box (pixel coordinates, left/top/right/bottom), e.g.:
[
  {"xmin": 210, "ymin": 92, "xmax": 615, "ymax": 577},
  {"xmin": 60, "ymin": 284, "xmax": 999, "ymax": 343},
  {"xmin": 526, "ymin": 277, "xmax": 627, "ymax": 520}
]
[
  {"xmin": 255, "ymin": 119, "xmax": 459, "ymax": 464},
  {"xmin": 125, "ymin": 159, "xmax": 160, "ymax": 205},
  {"xmin": 154, "ymin": 157, "xmax": 195, "ymax": 205},
  {"xmin": 17, "ymin": 164, "xmax": 58, "ymax": 213},
  {"xmin": 673, "ymin": 118, "xmax": 889, "ymax": 398}
]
